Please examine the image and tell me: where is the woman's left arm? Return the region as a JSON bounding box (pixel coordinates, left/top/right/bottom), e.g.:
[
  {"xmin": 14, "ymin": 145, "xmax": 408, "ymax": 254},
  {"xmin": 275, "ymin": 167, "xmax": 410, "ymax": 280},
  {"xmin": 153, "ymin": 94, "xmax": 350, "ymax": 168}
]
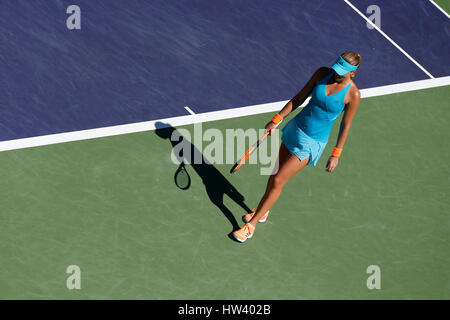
[
  {"xmin": 336, "ymin": 89, "xmax": 361, "ymax": 148},
  {"xmin": 326, "ymin": 89, "xmax": 361, "ymax": 172}
]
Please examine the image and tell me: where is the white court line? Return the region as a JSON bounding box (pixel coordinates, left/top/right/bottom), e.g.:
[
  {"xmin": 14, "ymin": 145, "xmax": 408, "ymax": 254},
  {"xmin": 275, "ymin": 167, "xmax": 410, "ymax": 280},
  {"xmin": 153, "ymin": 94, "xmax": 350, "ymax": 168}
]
[
  {"xmin": 429, "ymin": 0, "xmax": 450, "ymax": 19},
  {"xmin": 344, "ymin": 0, "xmax": 435, "ymax": 79},
  {"xmin": 184, "ymin": 106, "xmax": 196, "ymax": 115},
  {"xmin": 0, "ymin": 76, "xmax": 449, "ymax": 153}
]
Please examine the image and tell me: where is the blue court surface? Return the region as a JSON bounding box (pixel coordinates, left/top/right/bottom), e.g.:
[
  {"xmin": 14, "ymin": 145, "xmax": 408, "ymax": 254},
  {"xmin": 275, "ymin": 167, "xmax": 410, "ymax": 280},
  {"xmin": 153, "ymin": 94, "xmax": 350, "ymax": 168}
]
[{"xmin": 0, "ymin": 0, "xmax": 449, "ymax": 142}]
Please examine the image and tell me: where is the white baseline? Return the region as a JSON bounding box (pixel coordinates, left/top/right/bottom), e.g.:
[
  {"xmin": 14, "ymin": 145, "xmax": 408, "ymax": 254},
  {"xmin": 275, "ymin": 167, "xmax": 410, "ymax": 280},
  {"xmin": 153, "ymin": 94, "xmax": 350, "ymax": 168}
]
[{"xmin": 0, "ymin": 76, "xmax": 449, "ymax": 152}]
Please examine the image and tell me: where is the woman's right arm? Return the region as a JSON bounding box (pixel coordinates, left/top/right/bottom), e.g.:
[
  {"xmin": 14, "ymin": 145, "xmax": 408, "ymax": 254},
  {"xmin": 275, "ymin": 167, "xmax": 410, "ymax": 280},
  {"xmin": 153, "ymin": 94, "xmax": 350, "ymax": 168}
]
[
  {"xmin": 280, "ymin": 66, "xmax": 328, "ymax": 117},
  {"xmin": 266, "ymin": 67, "xmax": 328, "ymax": 132}
]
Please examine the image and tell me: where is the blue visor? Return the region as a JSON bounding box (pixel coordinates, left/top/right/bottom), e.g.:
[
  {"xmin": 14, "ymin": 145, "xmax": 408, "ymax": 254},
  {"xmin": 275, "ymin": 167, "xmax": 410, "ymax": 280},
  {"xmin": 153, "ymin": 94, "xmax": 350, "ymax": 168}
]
[{"xmin": 331, "ymin": 56, "xmax": 359, "ymax": 76}]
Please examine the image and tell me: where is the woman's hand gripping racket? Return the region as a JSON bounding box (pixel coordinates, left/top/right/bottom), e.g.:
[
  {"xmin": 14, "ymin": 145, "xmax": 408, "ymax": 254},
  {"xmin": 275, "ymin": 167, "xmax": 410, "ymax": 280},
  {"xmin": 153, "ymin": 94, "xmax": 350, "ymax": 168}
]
[{"xmin": 230, "ymin": 114, "xmax": 283, "ymax": 174}]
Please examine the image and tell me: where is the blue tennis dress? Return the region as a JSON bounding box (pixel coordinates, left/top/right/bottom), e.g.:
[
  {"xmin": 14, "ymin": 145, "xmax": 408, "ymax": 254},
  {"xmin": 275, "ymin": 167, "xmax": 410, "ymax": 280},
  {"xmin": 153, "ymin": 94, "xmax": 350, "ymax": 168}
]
[{"xmin": 281, "ymin": 73, "xmax": 351, "ymax": 167}]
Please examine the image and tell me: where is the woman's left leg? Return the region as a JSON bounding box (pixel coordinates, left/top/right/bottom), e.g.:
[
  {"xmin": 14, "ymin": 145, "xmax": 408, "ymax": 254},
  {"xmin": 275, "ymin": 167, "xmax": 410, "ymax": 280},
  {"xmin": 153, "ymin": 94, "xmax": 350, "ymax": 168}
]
[{"xmin": 248, "ymin": 152, "xmax": 309, "ymax": 228}]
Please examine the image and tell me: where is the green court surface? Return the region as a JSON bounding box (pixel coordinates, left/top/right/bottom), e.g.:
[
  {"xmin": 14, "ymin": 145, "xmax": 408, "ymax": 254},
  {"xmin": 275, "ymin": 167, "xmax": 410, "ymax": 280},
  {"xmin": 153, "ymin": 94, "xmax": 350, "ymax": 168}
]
[
  {"xmin": 436, "ymin": 0, "xmax": 450, "ymax": 15},
  {"xmin": 0, "ymin": 86, "xmax": 449, "ymax": 299}
]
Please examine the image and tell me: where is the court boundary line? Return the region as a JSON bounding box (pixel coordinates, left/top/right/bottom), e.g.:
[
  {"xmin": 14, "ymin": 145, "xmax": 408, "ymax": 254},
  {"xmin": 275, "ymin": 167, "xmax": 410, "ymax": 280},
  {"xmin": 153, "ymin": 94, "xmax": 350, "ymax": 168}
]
[
  {"xmin": 184, "ymin": 106, "xmax": 196, "ymax": 115},
  {"xmin": 1, "ymin": 76, "xmax": 449, "ymax": 153},
  {"xmin": 429, "ymin": 0, "xmax": 450, "ymax": 19},
  {"xmin": 344, "ymin": 0, "xmax": 435, "ymax": 79}
]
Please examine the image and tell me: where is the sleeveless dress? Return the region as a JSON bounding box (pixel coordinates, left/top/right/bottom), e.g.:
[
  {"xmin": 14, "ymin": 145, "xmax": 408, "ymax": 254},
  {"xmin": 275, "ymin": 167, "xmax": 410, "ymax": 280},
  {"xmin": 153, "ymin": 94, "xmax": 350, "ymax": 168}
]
[{"xmin": 281, "ymin": 73, "xmax": 351, "ymax": 167}]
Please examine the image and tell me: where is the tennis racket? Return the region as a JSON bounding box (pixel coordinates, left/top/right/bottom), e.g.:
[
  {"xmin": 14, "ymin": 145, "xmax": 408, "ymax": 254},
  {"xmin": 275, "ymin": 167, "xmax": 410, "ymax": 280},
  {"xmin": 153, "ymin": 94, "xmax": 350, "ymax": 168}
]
[{"xmin": 230, "ymin": 130, "xmax": 270, "ymax": 174}]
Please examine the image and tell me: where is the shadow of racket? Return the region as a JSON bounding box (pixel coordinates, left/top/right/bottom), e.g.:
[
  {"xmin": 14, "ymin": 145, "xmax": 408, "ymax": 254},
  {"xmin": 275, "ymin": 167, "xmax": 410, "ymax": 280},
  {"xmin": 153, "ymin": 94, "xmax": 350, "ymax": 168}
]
[{"xmin": 174, "ymin": 161, "xmax": 191, "ymax": 190}]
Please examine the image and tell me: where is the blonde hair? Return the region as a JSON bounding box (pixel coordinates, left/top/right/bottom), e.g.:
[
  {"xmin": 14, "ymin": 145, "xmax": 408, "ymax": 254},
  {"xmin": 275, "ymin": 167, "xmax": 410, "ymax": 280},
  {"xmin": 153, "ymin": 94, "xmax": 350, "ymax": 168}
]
[
  {"xmin": 341, "ymin": 51, "xmax": 361, "ymax": 78},
  {"xmin": 341, "ymin": 51, "xmax": 362, "ymax": 68}
]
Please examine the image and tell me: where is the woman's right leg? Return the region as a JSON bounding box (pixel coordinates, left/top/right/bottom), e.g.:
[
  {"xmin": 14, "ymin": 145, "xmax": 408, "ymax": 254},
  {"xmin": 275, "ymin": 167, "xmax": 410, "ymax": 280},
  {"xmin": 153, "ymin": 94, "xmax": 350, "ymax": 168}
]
[
  {"xmin": 248, "ymin": 143, "xmax": 309, "ymax": 227},
  {"xmin": 258, "ymin": 143, "xmax": 291, "ymax": 207}
]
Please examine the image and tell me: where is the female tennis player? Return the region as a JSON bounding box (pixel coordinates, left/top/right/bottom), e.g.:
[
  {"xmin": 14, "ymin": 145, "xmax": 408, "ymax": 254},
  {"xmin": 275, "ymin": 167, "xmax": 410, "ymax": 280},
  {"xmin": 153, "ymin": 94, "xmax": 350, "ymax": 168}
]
[{"xmin": 233, "ymin": 51, "xmax": 362, "ymax": 242}]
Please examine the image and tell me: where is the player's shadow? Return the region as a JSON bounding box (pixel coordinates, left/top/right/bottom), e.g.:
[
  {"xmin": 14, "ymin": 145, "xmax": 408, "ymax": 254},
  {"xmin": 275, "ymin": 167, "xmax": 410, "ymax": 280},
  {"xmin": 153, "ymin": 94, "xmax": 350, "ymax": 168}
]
[{"xmin": 154, "ymin": 121, "xmax": 252, "ymax": 235}]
